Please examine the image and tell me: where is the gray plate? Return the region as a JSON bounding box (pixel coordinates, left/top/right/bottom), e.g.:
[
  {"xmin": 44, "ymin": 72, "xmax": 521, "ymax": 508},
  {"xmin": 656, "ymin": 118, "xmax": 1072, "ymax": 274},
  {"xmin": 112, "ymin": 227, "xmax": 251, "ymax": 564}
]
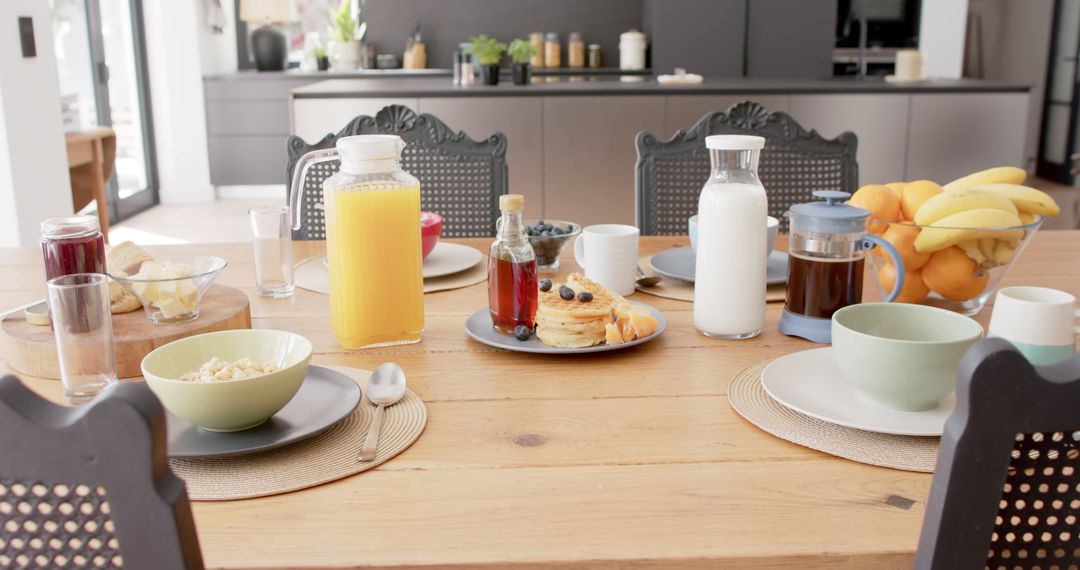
[
  {"xmin": 650, "ymin": 247, "xmax": 789, "ymax": 285},
  {"xmin": 166, "ymin": 366, "xmax": 361, "ymax": 459},
  {"xmin": 464, "ymin": 302, "xmax": 667, "ymax": 354}
]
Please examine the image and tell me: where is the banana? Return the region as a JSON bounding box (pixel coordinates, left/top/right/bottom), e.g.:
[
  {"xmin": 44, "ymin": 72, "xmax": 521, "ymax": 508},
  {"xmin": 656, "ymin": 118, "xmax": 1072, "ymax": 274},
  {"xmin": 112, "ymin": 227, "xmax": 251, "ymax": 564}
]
[
  {"xmin": 978, "ymin": 237, "xmax": 997, "ymax": 261},
  {"xmin": 913, "ymin": 188, "xmax": 1018, "ymax": 226},
  {"xmin": 943, "ymin": 166, "xmax": 1027, "ymax": 191},
  {"xmin": 974, "ymin": 184, "xmax": 1061, "ymax": 217},
  {"xmin": 957, "ymin": 240, "xmax": 988, "ymax": 265},
  {"xmin": 913, "ymin": 208, "xmax": 1025, "ymax": 253},
  {"xmin": 1018, "ymin": 212, "xmax": 1037, "ymax": 225},
  {"xmin": 992, "ymin": 239, "xmax": 1018, "ymax": 266}
]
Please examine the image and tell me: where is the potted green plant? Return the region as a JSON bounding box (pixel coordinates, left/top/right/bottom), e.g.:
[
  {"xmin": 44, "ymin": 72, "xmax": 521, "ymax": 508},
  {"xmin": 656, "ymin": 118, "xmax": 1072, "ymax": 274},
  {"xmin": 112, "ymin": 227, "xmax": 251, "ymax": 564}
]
[
  {"xmin": 328, "ymin": 0, "xmax": 360, "ymax": 70},
  {"xmin": 314, "ymin": 46, "xmax": 330, "ymax": 71},
  {"xmin": 508, "ymin": 39, "xmax": 538, "ymax": 85},
  {"xmin": 469, "ymin": 35, "xmax": 507, "ymax": 85}
]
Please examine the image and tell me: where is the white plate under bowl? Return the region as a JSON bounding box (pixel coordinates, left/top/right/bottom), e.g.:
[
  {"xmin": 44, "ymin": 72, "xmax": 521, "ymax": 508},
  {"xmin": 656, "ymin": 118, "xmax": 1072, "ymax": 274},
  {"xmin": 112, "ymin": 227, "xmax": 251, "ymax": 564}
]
[
  {"xmin": 321, "ymin": 242, "xmax": 483, "ymax": 279},
  {"xmin": 760, "ymin": 347, "xmax": 954, "ymax": 437},
  {"xmin": 650, "ymin": 247, "xmax": 788, "ymax": 285}
]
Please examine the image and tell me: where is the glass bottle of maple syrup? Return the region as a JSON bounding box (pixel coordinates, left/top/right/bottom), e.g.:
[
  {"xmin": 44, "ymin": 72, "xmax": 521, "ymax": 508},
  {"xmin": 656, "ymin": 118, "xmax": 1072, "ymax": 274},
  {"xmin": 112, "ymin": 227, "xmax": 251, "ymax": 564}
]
[{"xmin": 488, "ymin": 194, "xmax": 538, "ymax": 335}]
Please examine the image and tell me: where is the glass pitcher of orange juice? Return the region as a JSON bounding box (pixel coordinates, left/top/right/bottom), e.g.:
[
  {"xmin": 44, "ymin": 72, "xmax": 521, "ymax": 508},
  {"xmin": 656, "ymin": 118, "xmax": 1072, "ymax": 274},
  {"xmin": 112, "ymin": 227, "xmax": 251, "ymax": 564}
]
[{"xmin": 289, "ymin": 135, "xmax": 424, "ymax": 349}]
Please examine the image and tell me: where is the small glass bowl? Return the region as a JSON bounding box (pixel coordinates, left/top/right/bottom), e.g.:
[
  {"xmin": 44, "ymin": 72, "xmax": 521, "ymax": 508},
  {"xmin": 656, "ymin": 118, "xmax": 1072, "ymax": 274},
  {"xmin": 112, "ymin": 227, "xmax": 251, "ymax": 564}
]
[
  {"xmin": 525, "ymin": 219, "xmax": 582, "ymax": 271},
  {"xmin": 865, "ymin": 216, "xmax": 1043, "ymax": 316},
  {"xmin": 110, "ymin": 255, "xmax": 228, "ymax": 324}
]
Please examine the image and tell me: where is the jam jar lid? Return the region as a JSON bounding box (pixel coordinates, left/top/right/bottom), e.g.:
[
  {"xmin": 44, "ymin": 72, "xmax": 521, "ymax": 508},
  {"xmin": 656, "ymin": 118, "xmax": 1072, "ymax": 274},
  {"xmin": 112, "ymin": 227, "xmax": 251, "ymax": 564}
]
[
  {"xmin": 787, "ymin": 190, "xmax": 870, "ymax": 234},
  {"xmin": 40, "ymin": 216, "xmax": 101, "ymax": 240}
]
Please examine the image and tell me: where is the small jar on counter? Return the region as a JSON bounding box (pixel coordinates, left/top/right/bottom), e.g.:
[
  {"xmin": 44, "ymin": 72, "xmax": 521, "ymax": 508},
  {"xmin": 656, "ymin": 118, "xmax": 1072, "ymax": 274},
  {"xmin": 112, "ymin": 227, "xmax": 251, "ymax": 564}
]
[
  {"xmin": 529, "ymin": 32, "xmax": 545, "ymax": 68},
  {"xmin": 544, "ymin": 32, "xmax": 561, "ymax": 68},
  {"xmin": 587, "ymin": 44, "xmax": 602, "ymax": 68},
  {"xmin": 567, "ymin": 32, "xmax": 585, "ymax": 68}
]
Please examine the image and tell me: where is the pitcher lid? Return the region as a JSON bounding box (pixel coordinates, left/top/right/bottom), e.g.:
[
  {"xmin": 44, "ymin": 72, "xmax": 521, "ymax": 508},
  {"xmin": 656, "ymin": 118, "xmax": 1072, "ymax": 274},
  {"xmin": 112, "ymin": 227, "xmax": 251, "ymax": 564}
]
[
  {"xmin": 788, "ymin": 190, "xmax": 870, "ymax": 233},
  {"xmin": 336, "ymin": 135, "xmax": 405, "ymax": 160}
]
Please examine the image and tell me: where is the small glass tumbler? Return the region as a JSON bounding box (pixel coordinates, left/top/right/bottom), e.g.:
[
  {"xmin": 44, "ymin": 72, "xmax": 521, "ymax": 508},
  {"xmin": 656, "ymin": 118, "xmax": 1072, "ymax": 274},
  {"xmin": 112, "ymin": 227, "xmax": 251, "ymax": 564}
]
[
  {"xmin": 46, "ymin": 273, "xmax": 118, "ymax": 404},
  {"xmin": 250, "ymin": 206, "xmax": 295, "ymax": 298}
]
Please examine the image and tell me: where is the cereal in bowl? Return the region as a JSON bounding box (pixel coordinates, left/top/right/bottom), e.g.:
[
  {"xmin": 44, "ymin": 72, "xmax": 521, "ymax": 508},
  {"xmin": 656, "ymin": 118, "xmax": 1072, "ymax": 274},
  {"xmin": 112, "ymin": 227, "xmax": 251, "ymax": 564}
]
[{"xmin": 178, "ymin": 356, "xmax": 279, "ymax": 382}]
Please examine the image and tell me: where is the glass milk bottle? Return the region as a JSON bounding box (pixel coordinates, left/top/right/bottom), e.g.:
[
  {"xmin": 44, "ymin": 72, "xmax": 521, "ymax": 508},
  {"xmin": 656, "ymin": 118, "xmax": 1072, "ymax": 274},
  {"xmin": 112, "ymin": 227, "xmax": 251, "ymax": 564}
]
[
  {"xmin": 289, "ymin": 135, "xmax": 425, "ymax": 349},
  {"xmin": 694, "ymin": 135, "xmax": 768, "ymax": 339}
]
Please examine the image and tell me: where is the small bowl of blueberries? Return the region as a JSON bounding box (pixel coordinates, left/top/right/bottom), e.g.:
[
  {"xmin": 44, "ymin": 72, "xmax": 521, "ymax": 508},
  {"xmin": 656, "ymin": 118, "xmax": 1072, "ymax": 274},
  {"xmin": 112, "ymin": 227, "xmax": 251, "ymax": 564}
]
[{"xmin": 525, "ymin": 219, "xmax": 581, "ymax": 270}]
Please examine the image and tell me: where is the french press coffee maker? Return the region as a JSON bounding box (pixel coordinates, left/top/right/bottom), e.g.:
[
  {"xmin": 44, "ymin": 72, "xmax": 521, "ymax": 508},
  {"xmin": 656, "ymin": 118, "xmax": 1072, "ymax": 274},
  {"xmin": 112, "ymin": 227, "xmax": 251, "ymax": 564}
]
[{"xmin": 780, "ymin": 190, "xmax": 906, "ymax": 344}]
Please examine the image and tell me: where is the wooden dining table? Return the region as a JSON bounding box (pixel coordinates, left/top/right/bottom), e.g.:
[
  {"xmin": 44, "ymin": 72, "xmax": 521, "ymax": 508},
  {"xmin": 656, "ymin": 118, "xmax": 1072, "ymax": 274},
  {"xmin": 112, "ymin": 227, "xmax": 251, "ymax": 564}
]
[{"xmin": 1, "ymin": 231, "xmax": 1078, "ymax": 569}]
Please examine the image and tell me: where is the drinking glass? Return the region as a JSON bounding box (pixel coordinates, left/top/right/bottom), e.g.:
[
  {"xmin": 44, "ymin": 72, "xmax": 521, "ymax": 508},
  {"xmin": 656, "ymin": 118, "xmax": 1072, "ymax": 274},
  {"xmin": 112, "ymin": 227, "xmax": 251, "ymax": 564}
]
[
  {"xmin": 46, "ymin": 273, "xmax": 118, "ymax": 404},
  {"xmin": 250, "ymin": 206, "xmax": 295, "ymax": 298}
]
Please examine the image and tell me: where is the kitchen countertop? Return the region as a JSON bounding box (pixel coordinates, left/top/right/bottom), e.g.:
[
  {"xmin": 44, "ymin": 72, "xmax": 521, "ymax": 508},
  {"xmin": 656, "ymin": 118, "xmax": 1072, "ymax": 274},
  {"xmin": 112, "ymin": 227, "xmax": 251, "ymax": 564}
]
[{"xmin": 291, "ymin": 76, "xmax": 1031, "ymax": 98}]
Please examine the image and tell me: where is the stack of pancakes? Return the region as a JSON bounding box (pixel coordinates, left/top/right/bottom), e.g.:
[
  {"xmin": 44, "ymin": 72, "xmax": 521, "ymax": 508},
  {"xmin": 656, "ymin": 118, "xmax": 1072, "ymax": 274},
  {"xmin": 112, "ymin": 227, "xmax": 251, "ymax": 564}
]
[{"xmin": 535, "ymin": 273, "xmax": 621, "ymax": 349}]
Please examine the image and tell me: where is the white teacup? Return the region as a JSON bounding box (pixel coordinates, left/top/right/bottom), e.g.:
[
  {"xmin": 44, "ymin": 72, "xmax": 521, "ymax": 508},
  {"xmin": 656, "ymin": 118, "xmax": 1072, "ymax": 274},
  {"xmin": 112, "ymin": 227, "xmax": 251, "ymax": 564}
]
[
  {"xmin": 573, "ymin": 224, "xmax": 639, "ymax": 296},
  {"xmin": 690, "ymin": 215, "xmax": 779, "ymax": 258},
  {"xmin": 989, "ymin": 286, "xmax": 1079, "ymax": 366}
]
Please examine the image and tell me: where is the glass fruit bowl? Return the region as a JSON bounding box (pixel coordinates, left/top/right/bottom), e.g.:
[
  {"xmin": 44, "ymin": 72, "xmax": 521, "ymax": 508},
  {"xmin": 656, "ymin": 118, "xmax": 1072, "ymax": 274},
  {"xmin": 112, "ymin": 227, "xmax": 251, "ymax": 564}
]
[
  {"xmin": 109, "ymin": 255, "xmax": 228, "ymax": 324},
  {"xmin": 865, "ymin": 217, "xmax": 1043, "ymax": 316},
  {"xmin": 524, "ymin": 219, "xmax": 582, "ymax": 271}
]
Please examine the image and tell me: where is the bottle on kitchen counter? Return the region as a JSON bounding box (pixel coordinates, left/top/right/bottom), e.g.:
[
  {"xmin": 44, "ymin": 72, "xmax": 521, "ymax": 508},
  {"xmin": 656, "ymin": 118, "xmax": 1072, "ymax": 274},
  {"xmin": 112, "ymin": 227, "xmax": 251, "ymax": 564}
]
[
  {"xmin": 544, "ymin": 33, "xmax": 561, "ymax": 68},
  {"xmin": 694, "ymin": 135, "xmax": 768, "ymax": 340},
  {"xmin": 619, "ymin": 29, "xmax": 647, "ymax": 70},
  {"xmin": 529, "ymin": 32, "xmax": 545, "ymax": 68},
  {"xmin": 587, "ymin": 44, "xmax": 602, "ymax": 69},
  {"xmin": 567, "ymin": 32, "xmax": 585, "ymax": 68}
]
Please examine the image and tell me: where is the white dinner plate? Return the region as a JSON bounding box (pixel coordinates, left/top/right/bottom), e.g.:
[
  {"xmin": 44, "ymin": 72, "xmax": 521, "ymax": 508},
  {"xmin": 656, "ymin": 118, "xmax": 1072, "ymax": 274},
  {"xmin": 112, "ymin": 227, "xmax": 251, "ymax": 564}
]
[
  {"xmin": 650, "ymin": 247, "xmax": 788, "ymax": 285},
  {"xmin": 464, "ymin": 302, "xmax": 667, "ymax": 354},
  {"xmin": 321, "ymin": 242, "xmax": 484, "ymax": 279},
  {"xmin": 760, "ymin": 347, "xmax": 954, "ymax": 437}
]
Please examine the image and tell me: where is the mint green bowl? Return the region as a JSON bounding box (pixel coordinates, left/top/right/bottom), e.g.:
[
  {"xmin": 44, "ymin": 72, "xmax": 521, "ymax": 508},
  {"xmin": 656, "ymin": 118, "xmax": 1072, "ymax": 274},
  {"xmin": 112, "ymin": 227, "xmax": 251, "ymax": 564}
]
[
  {"xmin": 832, "ymin": 303, "xmax": 983, "ymax": 412},
  {"xmin": 141, "ymin": 329, "xmax": 313, "ymax": 432}
]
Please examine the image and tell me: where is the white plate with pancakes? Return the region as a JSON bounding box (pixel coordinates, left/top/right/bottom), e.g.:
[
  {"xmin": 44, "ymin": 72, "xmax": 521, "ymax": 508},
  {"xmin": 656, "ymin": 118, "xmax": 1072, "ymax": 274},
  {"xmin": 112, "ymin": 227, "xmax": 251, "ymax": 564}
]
[{"xmin": 465, "ymin": 273, "xmax": 667, "ymax": 354}]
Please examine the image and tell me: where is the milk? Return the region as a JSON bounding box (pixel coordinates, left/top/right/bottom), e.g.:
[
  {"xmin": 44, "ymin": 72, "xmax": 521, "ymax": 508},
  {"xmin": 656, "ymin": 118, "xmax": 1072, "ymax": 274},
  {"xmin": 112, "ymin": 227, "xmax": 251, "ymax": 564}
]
[{"xmin": 694, "ymin": 180, "xmax": 767, "ymax": 338}]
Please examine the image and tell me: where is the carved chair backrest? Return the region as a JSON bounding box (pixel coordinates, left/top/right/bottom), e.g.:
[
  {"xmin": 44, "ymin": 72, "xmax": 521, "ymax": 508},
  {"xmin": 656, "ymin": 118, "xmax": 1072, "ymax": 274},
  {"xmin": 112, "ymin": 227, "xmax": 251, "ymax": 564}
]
[
  {"xmin": 286, "ymin": 105, "xmax": 509, "ymax": 240},
  {"xmin": 635, "ymin": 101, "xmax": 859, "ymax": 234}
]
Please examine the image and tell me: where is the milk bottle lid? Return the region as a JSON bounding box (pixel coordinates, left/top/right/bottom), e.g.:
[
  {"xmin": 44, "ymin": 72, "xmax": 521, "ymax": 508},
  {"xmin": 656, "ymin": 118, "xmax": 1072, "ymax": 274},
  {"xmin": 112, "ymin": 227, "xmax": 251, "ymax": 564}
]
[
  {"xmin": 705, "ymin": 135, "xmax": 765, "ymax": 150},
  {"xmin": 788, "ymin": 190, "xmax": 870, "ymax": 234},
  {"xmin": 336, "ymin": 135, "xmax": 405, "ymax": 160}
]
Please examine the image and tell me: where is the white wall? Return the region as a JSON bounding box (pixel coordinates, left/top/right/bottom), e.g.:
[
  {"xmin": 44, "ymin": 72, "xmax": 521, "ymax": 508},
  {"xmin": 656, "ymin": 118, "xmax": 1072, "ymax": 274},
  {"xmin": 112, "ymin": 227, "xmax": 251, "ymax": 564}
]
[
  {"xmin": 0, "ymin": 0, "xmax": 74, "ymax": 247},
  {"xmin": 920, "ymin": 0, "xmax": 970, "ymax": 79}
]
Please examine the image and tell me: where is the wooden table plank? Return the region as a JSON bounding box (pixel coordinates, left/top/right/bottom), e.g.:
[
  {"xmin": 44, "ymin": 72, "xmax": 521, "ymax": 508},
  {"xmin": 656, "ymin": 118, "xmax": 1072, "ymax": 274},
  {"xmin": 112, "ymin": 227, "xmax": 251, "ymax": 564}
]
[{"xmin": 0, "ymin": 231, "xmax": 1077, "ymax": 569}]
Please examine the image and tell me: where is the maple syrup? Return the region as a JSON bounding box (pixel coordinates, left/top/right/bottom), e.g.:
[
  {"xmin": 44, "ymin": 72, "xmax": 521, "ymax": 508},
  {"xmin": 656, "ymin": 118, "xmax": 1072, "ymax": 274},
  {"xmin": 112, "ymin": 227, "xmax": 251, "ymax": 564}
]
[{"xmin": 487, "ymin": 194, "xmax": 538, "ymax": 335}]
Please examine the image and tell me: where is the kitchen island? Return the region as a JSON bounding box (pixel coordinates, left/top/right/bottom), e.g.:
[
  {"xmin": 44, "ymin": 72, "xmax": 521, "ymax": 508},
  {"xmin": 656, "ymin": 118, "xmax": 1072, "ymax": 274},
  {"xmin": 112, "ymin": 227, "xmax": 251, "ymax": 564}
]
[{"xmin": 285, "ymin": 76, "xmax": 1031, "ymax": 224}]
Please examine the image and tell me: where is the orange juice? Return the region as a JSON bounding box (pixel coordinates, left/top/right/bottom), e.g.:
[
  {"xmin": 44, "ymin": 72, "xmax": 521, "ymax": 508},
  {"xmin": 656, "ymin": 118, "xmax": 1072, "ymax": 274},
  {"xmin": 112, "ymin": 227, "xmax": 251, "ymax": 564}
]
[{"xmin": 324, "ymin": 185, "xmax": 424, "ymax": 349}]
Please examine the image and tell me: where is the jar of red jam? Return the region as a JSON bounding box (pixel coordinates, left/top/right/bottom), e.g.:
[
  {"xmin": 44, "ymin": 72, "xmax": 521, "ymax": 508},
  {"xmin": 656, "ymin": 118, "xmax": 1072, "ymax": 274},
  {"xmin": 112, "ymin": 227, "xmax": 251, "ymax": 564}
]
[{"xmin": 40, "ymin": 216, "xmax": 107, "ymax": 281}]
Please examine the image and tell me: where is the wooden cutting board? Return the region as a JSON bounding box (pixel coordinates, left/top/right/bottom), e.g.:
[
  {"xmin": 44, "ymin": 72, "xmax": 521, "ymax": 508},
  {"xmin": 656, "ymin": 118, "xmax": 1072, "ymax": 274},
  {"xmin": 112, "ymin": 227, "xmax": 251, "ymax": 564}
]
[{"xmin": 1, "ymin": 284, "xmax": 251, "ymax": 380}]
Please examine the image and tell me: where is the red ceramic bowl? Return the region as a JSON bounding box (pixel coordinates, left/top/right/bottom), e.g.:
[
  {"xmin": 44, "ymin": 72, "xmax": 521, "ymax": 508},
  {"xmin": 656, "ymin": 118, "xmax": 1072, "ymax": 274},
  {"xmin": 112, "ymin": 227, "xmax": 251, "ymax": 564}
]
[{"xmin": 421, "ymin": 212, "xmax": 444, "ymax": 259}]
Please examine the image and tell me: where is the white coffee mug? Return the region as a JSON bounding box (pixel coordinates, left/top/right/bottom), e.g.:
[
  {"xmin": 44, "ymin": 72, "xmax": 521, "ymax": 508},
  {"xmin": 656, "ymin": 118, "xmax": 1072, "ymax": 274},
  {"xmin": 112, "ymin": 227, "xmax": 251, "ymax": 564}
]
[
  {"xmin": 573, "ymin": 224, "xmax": 639, "ymax": 296},
  {"xmin": 989, "ymin": 286, "xmax": 1079, "ymax": 366}
]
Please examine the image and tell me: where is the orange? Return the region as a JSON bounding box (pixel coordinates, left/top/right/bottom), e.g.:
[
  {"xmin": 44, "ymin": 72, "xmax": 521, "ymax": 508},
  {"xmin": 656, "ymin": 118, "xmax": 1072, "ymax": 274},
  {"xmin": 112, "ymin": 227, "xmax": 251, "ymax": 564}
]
[
  {"xmin": 921, "ymin": 246, "xmax": 990, "ymax": 301},
  {"xmin": 885, "ymin": 181, "xmax": 906, "ymax": 196},
  {"xmin": 878, "ymin": 262, "xmax": 930, "ymax": 304},
  {"xmin": 900, "ymin": 179, "xmax": 944, "ymax": 222},
  {"xmin": 874, "ymin": 223, "xmax": 931, "ymax": 270},
  {"xmin": 848, "ymin": 184, "xmax": 901, "ymax": 234}
]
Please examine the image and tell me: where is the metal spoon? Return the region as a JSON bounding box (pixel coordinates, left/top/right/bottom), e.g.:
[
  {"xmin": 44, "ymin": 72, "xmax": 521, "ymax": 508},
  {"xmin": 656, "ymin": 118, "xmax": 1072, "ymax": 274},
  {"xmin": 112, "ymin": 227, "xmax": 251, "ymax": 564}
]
[
  {"xmin": 636, "ymin": 265, "xmax": 662, "ymax": 287},
  {"xmin": 357, "ymin": 362, "xmax": 408, "ymax": 462}
]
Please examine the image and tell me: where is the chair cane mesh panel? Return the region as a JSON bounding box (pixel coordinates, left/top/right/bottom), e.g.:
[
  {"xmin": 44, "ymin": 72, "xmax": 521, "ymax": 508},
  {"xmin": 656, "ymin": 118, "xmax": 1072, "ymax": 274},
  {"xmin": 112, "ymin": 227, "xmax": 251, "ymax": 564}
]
[
  {"xmin": 0, "ymin": 478, "xmax": 122, "ymax": 568},
  {"xmin": 645, "ymin": 143, "xmax": 848, "ymax": 235},
  {"xmin": 986, "ymin": 431, "xmax": 1080, "ymax": 569}
]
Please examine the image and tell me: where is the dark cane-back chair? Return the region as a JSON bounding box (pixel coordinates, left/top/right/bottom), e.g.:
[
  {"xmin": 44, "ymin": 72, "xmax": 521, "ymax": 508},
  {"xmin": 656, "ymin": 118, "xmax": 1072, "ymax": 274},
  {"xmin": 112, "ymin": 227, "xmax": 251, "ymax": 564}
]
[
  {"xmin": 0, "ymin": 376, "xmax": 203, "ymax": 569},
  {"xmin": 286, "ymin": 105, "xmax": 509, "ymax": 240},
  {"xmin": 635, "ymin": 101, "xmax": 859, "ymax": 234},
  {"xmin": 916, "ymin": 339, "xmax": 1080, "ymax": 569}
]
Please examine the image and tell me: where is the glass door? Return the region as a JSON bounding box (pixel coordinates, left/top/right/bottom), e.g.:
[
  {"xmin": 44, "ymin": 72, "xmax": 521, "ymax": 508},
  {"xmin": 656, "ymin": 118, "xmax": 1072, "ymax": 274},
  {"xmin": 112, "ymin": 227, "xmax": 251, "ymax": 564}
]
[
  {"xmin": 50, "ymin": 0, "xmax": 158, "ymax": 223},
  {"xmin": 1037, "ymin": 0, "xmax": 1080, "ymax": 183}
]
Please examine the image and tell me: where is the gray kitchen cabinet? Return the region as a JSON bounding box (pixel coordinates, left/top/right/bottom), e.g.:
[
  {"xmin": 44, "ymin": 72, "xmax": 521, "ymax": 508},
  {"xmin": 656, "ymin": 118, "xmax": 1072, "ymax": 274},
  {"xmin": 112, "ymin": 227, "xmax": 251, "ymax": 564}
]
[
  {"xmin": 745, "ymin": 0, "xmax": 837, "ymax": 78},
  {"xmin": 788, "ymin": 94, "xmax": 911, "ymax": 185},
  {"xmin": 906, "ymin": 92, "xmax": 1030, "ymax": 183},
  {"xmin": 664, "ymin": 95, "xmax": 790, "ymax": 138},
  {"xmin": 543, "ymin": 96, "xmax": 666, "ymax": 225},
  {"xmin": 290, "ymin": 98, "xmax": 420, "ymax": 143},
  {"xmin": 418, "ymin": 98, "xmax": 544, "ymax": 219},
  {"xmin": 644, "ymin": 0, "xmax": 746, "ymax": 78}
]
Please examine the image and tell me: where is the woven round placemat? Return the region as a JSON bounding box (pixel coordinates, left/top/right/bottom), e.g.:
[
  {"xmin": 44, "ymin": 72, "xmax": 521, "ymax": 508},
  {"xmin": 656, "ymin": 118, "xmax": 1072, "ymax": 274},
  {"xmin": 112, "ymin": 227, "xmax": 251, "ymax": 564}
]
[
  {"xmin": 728, "ymin": 362, "xmax": 939, "ymax": 472},
  {"xmin": 294, "ymin": 256, "xmax": 487, "ymax": 295},
  {"xmin": 634, "ymin": 256, "xmax": 786, "ymax": 302},
  {"xmin": 169, "ymin": 366, "xmax": 427, "ymax": 501}
]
